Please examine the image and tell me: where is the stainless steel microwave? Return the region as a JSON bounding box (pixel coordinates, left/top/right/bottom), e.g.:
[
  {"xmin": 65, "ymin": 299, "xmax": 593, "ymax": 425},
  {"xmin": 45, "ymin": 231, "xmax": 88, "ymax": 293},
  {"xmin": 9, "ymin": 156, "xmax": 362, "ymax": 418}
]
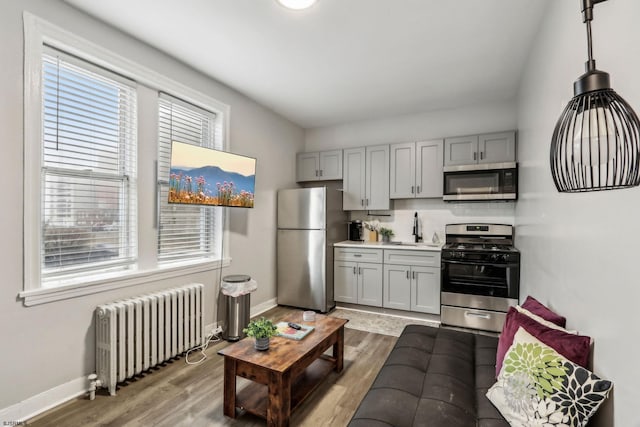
[{"xmin": 443, "ymin": 162, "xmax": 518, "ymax": 201}]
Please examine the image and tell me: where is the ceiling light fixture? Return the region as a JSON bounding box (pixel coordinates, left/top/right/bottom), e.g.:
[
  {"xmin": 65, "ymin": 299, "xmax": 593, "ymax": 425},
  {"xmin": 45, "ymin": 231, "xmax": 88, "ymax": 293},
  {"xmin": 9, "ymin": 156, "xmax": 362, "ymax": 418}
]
[
  {"xmin": 276, "ymin": 0, "xmax": 318, "ymax": 10},
  {"xmin": 550, "ymin": 0, "xmax": 640, "ymax": 192}
]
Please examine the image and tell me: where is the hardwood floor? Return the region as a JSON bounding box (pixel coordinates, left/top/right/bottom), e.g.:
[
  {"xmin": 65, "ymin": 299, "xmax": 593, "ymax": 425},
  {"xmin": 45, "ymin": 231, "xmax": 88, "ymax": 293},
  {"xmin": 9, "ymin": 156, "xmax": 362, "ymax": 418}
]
[{"xmin": 29, "ymin": 306, "xmax": 397, "ymax": 427}]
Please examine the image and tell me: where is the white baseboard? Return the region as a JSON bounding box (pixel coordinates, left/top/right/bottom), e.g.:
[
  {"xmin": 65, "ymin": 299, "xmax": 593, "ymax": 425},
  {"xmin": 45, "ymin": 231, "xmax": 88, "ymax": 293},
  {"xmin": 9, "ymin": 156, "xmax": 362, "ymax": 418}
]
[
  {"xmin": 251, "ymin": 298, "xmax": 278, "ymax": 317},
  {"xmin": 0, "ymin": 376, "xmax": 87, "ymax": 424},
  {"xmin": 1, "ymin": 303, "xmax": 277, "ymax": 423}
]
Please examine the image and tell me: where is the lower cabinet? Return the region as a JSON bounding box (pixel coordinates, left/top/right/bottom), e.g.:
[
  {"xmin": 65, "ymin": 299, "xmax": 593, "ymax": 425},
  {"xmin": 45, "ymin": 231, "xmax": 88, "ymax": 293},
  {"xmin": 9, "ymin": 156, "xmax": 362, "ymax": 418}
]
[
  {"xmin": 334, "ymin": 247, "xmax": 440, "ymax": 313},
  {"xmin": 410, "ymin": 266, "xmax": 440, "ymax": 314},
  {"xmin": 334, "ymin": 261, "xmax": 383, "ymax": 307},
  {"xmin": 382, "ymin": 250, "xmax": 441, "ymax": 315},
  {"xmin": 334, "ymin": 248, "xmax": 383, "ymax": 307}
]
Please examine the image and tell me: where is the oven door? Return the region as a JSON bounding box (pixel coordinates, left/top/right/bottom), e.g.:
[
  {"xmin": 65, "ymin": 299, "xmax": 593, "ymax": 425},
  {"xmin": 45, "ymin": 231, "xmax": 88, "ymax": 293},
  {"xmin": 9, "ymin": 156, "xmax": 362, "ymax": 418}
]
[{"xmin": 441, "ymin": 258, "xmax": 519, "ymax": 299}]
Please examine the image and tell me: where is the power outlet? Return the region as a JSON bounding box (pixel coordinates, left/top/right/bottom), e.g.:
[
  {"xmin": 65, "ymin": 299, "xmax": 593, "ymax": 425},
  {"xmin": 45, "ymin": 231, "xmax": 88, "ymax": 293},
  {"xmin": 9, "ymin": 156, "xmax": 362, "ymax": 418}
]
[{"xmin": 213, "ymin": 326, "xmax": 223, "ymax": 336}]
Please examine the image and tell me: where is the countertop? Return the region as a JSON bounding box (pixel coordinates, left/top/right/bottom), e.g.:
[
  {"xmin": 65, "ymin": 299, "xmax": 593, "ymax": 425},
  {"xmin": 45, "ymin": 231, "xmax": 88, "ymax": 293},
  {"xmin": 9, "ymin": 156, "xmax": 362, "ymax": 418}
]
[{"xmin": 334, "ymin": 240, "xmax": 443, "ymax": 252}]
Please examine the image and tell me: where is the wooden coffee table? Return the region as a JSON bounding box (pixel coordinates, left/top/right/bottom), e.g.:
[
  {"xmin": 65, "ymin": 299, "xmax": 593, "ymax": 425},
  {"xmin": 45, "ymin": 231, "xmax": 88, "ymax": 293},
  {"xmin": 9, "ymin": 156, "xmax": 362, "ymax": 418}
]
[{"xmin": 217, "ymin": 312, "xmax": 348, "ymax": 427}]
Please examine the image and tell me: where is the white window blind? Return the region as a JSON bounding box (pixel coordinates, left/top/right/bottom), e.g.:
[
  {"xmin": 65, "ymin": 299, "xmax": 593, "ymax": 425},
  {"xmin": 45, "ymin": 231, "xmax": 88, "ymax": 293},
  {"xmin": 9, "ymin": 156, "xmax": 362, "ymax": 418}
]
[
  {"xmin": 41, "ymin": 47, "xmax": 137, "ymax": 284},
  {"xmin": 157, "ymin": 94, "xmax": 221, "ymax": 263}
]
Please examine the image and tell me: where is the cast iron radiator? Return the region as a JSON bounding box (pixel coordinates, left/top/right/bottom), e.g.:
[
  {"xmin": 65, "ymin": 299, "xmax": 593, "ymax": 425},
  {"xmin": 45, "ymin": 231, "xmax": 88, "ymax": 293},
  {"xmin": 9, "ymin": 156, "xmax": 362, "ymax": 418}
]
[{"xmin": 95, "ymin": 283, "xmax": 204, "ymax": 396}]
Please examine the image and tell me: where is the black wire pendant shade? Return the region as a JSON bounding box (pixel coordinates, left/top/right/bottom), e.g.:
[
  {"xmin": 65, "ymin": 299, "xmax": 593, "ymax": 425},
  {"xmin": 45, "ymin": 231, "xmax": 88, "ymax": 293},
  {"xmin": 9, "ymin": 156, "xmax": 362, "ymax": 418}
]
[{"xmin": 550, "ymin": 0, "xmax": 640, "ymax": 192}]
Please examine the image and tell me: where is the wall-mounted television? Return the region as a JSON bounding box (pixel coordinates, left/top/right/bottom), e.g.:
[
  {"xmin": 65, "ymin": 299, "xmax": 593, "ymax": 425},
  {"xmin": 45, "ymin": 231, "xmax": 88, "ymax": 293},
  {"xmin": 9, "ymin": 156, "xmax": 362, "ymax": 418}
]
[{"xmin": 168, "ymin": 141, "xmax": 256, "ymax": 208}]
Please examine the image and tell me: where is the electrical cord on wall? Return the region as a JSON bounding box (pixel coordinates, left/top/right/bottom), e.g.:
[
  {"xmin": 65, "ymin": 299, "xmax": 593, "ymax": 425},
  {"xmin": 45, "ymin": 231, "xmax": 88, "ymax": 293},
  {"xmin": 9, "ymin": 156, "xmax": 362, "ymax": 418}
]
[{"xmin": 185, "ymin": 206, "xmax": 227, "ymax": 366}]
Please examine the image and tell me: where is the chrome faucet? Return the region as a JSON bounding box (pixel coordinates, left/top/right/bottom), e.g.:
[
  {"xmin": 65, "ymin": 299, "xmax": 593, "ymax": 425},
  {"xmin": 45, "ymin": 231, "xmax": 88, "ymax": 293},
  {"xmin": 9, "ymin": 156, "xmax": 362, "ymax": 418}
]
[{"xmin": 412, "ymin": 212, "xmax": 422, "ymax": 243}]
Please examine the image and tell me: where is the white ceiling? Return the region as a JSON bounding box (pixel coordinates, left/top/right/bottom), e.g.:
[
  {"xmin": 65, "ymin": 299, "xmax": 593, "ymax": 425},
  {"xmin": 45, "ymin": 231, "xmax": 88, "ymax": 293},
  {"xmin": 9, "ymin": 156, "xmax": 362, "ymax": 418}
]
[{"xmin": 64, "ymin": 0, "xmax": 550, "ymax": 129}]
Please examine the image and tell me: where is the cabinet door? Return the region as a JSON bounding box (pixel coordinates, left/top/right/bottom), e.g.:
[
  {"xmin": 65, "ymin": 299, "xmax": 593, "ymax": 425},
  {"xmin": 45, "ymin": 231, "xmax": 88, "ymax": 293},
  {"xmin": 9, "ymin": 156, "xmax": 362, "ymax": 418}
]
[
  {"xmin": 358, "ymin": 262, "xmax": 383, "ymax": 307},
  {"xmin": 342, "ymin": 147, "xmax": 366, "ymax": 210},
  {"xmin": 365, "ymin": 145, "xmax": 390, "ymax": 210},
  {"xmin": 389, "ymin": 142, "xmax": 416, "ymax": 199},
  {"xmin": 444, "ymin": 135, "xmax": 479, "ymax": 166},
  {"xmin": 411, "ymin": 266, "xmax": 440, "ymax": 314},
  {"xmin": 296, "ymin": 152, "xmax": 320, "ymax": 182},
  {"xmin": 478, "ymin": 131, "xmax": 516, "ymax": 164},
  {"xmin": 383, "ymin": 264, "xmax": 411, "ymax": 310},
  {"xmin": 319, "ymin": 149, "xmax": 343, "ymax": 180},
  {"xmin": 415, "ymin": 139, "xmax": 443, "ymax": 198},
  {"xmin": 334, "ymin": 260, "xmax": 358, "ymax": 303}
]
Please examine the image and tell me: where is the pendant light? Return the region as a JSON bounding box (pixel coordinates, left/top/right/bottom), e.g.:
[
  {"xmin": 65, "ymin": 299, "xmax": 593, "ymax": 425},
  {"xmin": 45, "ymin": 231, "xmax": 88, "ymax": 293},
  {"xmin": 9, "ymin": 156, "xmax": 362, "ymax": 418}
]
[{"xmin": 550, "ymin": 0, "xmax": 640, "ymax": 192}]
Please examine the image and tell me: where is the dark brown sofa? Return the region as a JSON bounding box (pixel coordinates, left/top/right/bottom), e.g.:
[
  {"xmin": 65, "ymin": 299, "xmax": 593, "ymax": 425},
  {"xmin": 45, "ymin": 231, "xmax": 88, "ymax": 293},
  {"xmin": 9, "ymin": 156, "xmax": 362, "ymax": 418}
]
[{"xmin": 349, "ymin": 325, "xmax": 508, "ymax": 427}]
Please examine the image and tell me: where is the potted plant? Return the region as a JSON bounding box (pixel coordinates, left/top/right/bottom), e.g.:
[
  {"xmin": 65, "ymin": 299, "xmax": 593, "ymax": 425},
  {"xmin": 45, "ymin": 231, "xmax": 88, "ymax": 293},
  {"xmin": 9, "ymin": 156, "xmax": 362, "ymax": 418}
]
[
  {"xmin": 379, "ymin": 227, "xmax": 394, "ymax": 243},
  {"xmin": 243, "ymin": 317, "xmax": 278, "ymax": 350}
]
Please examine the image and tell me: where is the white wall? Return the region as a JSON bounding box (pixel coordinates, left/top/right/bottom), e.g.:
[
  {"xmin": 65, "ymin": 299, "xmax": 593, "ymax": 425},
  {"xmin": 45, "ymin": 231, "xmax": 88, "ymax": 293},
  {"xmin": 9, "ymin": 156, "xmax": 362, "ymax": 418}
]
[
  {"xmin": 305, "ymin": 100, "xmax": 518, "ymax": 150},
  {"xmin": 0, "ymin": 0, "xmax": 303, "ymax": 416},
  {"xmin": 306, "ymin": 101, "xmax": 519, "ymax": 239},
  {"xmin": 515, "ymin": 0, "xmax": 640, "ymax": 425}
]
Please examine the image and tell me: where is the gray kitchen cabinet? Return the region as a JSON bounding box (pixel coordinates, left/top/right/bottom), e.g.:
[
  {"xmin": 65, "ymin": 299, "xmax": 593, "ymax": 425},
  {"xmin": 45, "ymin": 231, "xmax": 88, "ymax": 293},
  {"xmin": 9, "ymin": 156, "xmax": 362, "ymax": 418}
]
[
  {"xmin": 382, "ymin": 249, "xmax": 440, "ymax": 314},
  {"xmin": 411, "ymin": 265, "xmax": 440, "ymax": 314},
  {"xmin": 334, "ymin": 248, "xmax": 383, "ymax": 307},
  {"xmin": 383, "ymin": 264, "xmax": 411, "ymax": 310},
  {"xmin": 390, "ymin": 140, "xmax": 443, "ymax": 199},
  {"xmin": 334, "ymin": 260, "xmax": 358, "ymax": 303},
  {"xmin": 444, "ymin": 135, "xmax": 479, "ymax": 166},
  {"xmin": 444, "ymin": 131, "xmax": 516, "ymax": 166},
  {"xmin": 389, "ymin": 142, "xmax": 416, "ymax": 199},
  {"xmin": 342, "ymin": 145, "xmax": 389, "ymax": 210},
  {"xmin": 478, "ymin": 132, "xmax": 516, "ymax": 164},
  {"xmin": 296, "ymin": 149, "xmax": 343, "ymax": 182}
]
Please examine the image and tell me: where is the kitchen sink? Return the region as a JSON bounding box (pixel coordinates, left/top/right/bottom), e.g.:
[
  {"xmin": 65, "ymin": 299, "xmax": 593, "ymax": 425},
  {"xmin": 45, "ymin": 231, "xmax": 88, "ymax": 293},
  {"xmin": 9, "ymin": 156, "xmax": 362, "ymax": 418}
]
[{"xmin": 386, "ymin": 242, "xmax": 440, "ymax": 248}]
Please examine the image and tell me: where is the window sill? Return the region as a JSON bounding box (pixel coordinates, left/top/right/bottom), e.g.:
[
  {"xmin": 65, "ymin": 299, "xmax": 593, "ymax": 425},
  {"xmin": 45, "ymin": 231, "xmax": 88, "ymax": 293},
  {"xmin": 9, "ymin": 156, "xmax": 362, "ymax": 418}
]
[{"xmin": 19, "ymin": 257, "xmax": 231, "ymax": 307}]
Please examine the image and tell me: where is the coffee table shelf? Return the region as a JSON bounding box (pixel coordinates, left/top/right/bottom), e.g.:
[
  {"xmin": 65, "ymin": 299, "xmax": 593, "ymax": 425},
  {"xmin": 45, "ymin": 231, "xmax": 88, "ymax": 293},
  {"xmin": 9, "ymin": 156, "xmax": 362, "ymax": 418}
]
[{"xmin": 236, "ymin": 356, "xmax": 335, "ymax": 418}]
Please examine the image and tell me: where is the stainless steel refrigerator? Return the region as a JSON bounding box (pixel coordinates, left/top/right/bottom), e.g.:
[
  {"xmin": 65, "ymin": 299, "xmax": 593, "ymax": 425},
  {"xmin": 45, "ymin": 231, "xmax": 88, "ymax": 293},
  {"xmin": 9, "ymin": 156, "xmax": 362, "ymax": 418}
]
[{"xmin": 277, "ymin": 184, "xmax": 347, "ymax": 312}]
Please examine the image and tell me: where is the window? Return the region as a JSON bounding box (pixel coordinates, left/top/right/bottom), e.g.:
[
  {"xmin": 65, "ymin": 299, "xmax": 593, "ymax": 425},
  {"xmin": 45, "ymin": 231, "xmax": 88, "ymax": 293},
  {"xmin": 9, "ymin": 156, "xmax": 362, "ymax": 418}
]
[
  {"xmin": 40, "ymin": 47, "xmax": 137, "ymax": 286},
  {"xmin": 157, "ymin": 94, "xmax": 222, "ymax": 263},
  {"xmin": 22, "ymin": 14, "xmax": 230, "ymax": 304}
]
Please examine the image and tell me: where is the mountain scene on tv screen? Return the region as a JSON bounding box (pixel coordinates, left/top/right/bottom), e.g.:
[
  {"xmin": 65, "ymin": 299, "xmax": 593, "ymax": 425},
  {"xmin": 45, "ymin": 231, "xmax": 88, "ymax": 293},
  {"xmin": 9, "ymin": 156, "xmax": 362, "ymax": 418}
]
[{"xmin": 169, "ymin": 165, "xmax": 255, "ymax": 208}]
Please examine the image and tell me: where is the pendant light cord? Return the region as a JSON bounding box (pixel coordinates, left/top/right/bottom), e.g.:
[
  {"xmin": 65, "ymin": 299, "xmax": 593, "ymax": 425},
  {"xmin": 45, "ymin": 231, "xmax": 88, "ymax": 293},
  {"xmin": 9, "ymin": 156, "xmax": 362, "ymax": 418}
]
[{"xmin": 582, "ymin": 0, "xmax": 596, "ymax": 72}]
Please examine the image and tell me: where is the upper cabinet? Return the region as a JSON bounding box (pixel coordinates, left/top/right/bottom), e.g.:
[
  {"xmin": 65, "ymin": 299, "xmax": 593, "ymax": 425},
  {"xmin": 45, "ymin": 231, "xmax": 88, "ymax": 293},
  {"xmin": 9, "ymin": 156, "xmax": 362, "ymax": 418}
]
[
  {"xmin": 444, "ymin": 131, "xmax": 516, "ymax": 166},
  {"xmin": 296, "ymin": 149, "xmax": 343, "ymax": 182},
  {"xmin": 390, "ymin": 139, "xmax": 443, "ymax": 199},
  {"xmin": 343, "ymin": 145, "xmax": 390, "ymax": 210}
]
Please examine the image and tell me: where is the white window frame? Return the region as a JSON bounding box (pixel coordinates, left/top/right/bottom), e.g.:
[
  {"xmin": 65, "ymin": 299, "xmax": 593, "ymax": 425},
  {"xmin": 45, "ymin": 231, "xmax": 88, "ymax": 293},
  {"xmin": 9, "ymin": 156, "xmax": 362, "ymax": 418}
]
[
  {"xmin": 157, "ymin": 94, "xmax": 223, "ymax": 265},
  {"xmin": 21, "ymin": 13, "xmax": 231, "ymax": 306}
]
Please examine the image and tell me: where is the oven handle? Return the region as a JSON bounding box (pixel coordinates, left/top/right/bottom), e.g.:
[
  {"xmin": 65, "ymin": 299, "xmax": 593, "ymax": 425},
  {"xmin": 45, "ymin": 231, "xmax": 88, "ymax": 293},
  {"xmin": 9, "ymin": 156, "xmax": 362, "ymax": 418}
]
[
  {"xmin": 465, "ymin": 311, "xmax": 491, "ymax": 320},
  {"xmin": 442, "ymin": 259, "xmax": 519, "ymax": 268}
]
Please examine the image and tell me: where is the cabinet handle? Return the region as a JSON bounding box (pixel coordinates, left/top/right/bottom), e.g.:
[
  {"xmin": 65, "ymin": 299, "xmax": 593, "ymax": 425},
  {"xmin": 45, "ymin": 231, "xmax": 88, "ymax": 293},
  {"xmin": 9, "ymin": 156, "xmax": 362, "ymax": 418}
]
[
  {"xmin": 315, "ymin": 170, "xmax": 319, "ymax": 177},
  {"xmin": 359, "ymin": 267, "xmax": 362, "ymax": 275},
  {"xmin": 361, "ymin": 199, "xmax": 364, "ymax": 206},
  {"xmin": 411, "ymin": 186, "xmax": 414, "ymax": 194},
  {"xmin": 365, "ymin": 198, "xmax": 369, "ymax": 206},
  {"xmin": 473, "ymin": 152, "xmax": 477, "ymax": 161},
  {"xmin": 416, "ymin": 185, "xmax": 420, "ymax": 194},
  {"xmin": 353, "ymin": 266, "xmax": 356, "ymax": 274},
  {"xmin": 406, "ymin": 270, "xmax": 409, "ymax": 279},
  {"xmin": 354, "ymin": 254, "xmax": 362, "ymax": 257},
  {"xmin": 320, "ymin": 169, "xmax": 323, "ymax": 177},
  {"xmin": 412, "ymin": 271, "xmax": 416, "ymax": 279},
  {"xmin": 480, "ymin": 151, "xmax": 484, "ymax": 160}
]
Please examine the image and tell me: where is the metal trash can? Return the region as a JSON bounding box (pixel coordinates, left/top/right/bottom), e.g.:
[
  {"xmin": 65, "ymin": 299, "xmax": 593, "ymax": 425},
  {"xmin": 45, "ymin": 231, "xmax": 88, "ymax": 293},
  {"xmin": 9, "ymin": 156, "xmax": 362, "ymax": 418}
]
[{"xmin": 221, "ymin": 274, "xmax": 254, "ymax": 341}]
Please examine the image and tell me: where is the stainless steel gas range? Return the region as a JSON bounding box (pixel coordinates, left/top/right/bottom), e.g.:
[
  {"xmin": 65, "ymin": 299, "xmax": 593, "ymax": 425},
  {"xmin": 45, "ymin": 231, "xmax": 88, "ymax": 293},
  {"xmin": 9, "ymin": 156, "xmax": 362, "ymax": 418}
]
[{"xmin": 440, "ymin": 223, "xmax": 520, "ymax": 333}]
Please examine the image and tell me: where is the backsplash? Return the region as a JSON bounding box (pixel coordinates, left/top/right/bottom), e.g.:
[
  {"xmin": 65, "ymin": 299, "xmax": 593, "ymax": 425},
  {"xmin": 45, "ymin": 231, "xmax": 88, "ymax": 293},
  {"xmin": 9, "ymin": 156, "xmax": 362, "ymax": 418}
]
[{"xmin": 350, "ymin": 199, "xmax": 516, "ymax": 243}]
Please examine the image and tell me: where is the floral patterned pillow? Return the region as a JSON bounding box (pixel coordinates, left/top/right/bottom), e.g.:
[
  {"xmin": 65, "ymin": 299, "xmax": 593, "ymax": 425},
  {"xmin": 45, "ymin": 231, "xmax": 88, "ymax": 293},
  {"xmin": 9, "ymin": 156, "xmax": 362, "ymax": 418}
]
[{"xmin": 486, "ymin": 327, "xmax": 612, "ymax": 427}]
